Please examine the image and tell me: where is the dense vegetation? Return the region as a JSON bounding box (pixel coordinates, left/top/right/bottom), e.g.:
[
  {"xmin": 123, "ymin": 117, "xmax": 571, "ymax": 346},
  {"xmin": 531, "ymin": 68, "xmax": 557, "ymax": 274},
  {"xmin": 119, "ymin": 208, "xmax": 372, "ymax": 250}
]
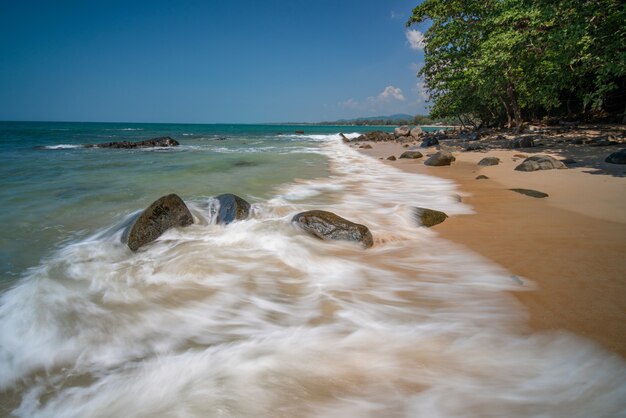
[
  {"xmin": 408, "ymin": 0, "xmax": 626, "ymax": 127},
  {"xmin": 317, "ymin": 114, "xmax": 455, "ymax": 126}
]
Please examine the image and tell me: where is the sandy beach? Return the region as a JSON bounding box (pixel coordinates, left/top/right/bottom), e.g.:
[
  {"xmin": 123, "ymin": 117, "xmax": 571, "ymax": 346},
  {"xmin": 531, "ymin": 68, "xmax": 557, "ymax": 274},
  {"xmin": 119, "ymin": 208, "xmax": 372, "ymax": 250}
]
[{"xmin": 354, "ymin": 138, "xmax": 626, "ymax": 357}]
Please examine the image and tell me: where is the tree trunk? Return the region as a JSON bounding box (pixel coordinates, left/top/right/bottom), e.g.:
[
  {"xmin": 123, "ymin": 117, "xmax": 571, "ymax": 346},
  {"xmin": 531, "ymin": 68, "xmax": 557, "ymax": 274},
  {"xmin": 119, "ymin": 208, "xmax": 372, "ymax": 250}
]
[
  {"xmin": 500, "ymin": 97, "xmax": 512, "ymax": 128},
  {"xmin": 506, "ymin": 82, "xmax": 522, "ymax": 128},
  {"xmin": 456, "ymin": 114, "xmax": 466, "ymax": 129}
]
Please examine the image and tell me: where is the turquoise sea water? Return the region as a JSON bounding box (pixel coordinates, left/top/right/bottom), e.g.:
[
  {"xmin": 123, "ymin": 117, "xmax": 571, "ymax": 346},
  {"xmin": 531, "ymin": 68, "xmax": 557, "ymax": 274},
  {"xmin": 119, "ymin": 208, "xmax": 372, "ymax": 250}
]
[
  {"xmin": 0, "ymin": 122, "xmax": 392, "ymax": 283},
  {"xmin": 1, "ymin": 122, "xmax": 624, "ymax": 417}
]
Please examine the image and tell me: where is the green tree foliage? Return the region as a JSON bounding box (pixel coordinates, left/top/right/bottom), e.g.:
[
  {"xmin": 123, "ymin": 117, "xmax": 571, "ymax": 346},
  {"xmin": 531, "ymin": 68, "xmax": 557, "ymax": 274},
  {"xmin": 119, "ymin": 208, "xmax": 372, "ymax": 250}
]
[{"xmin": 408, "ymin": 0, "xmax": 626, "ymax": 126}]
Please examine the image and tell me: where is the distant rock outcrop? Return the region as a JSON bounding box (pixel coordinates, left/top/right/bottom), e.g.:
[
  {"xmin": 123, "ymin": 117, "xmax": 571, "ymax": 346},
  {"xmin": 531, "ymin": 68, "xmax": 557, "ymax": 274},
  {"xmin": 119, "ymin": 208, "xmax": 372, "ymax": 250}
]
[
  {"xmin": 93, "ymin": 137, "xmax": 179, "ymax": 149},
  {"xmin": 605, "ymin": 149, "xmax": 626, "ymax": 164},
  {"xmin": 514, "ymin": 155, "xmax": 566, "ymax": 171},
  {"xmin": 125, "ymin": 194, "xmax": 194, "ymax": 251},
  {"xmin": 413, "ymin": 207, "xmax": 448, "ymax": 227},
  {"xmin": 292, "ymin": 210, "xmax": 373, "ymax": 248},
  {"xmin": 215, "ymin": 194, "xmax": 250, "ymax": 224},
  {"xmin": 424, "ymin": 150, "xmax": 456, "ymax": 166}
]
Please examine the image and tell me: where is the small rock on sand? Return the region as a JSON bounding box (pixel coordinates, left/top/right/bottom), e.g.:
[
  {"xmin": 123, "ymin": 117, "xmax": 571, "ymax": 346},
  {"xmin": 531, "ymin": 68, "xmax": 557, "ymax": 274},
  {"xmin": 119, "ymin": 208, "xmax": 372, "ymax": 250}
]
[
  {"xmin": 413, "ymin": 207, "xmax": 448, "ymax": 227},
  {"xmin": 424, "ymin": 151, "xmax": 455, "ymax": 166},
  {"xmin": 387, "ymin": 155, "xmax": 397, "ymax": 161},
  {"xmin": 399, "ymin": 151, "xmax": 423, "ymax": 159},
  {"xmin": 478, "ymin": 157, "xmax": 500, "ymax": 166},
  {"xmin": 510, "ymin": 188, "xmax": 548, "ymax": 198},
  {"xmin": 476, "ymin": 175, "xmax": 489, "ymax": 180},
  {"xmin": 515, "ymin": 155, "xmax": 566, "ymax": 171}
]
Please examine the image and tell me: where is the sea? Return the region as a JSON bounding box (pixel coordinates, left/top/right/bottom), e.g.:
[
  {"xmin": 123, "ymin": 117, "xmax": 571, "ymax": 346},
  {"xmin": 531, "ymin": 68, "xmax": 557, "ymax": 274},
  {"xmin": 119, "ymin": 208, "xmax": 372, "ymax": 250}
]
[{"xmin": 0, "ymin": 121, "xmax": 624, "ymax": 417}]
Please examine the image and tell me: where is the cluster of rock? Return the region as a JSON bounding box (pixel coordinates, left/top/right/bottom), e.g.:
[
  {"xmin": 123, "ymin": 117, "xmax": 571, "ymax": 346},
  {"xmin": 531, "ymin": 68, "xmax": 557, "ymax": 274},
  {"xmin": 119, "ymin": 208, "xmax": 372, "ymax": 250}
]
[
  {"xmin": 89, "ymin": 136, "xmax": 180, "ymax": 149},
  {"xmin": 125, "ymin": 193, "xmax": 449, "ymax": 251},
  {"xmin": 514, "ymin": 155, "xmax": 566, "ymax": 171}
]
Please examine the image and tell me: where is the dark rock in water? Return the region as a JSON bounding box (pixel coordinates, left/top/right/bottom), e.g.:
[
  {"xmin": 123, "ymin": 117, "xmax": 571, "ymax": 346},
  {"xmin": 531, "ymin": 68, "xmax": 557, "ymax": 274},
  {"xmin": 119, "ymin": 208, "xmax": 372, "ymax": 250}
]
[
  {"xmin": 126, "ymin": 194, "xmax": 194, "ymax": 251},
  {"xmin": 359, "ymin": 144, "xmax": 373, "ymax": 149},
  {"xmin": 394, "ymin": 125, "xmax": 411, "ymax": 137},
  {"xmin": 339, "ymin": 133, "xmax": 350, "ymax": 143},
  {"xmin": 215, "ymin": 194, "xmax": 250, "ymax": 224},
  {"xmin": 420, "ymin": 137, "xmax": 439, "ymax": 147},
  {"xmin": 561, "ymin": 158, "xmax": 577, "ymax": 165},
  {"xmin": 413, "ymin": 207, "xmax": 448, "ymax": 227},
  {"xmin": 510, "ymin": 188, "xmax": 549, "ymax": 198},
  {"xmin": 508, "ymin": 137, "xmax": 535, "ymax": 148},
  {"xmin": 387, "ymin": 155, "xmax": 397, "ymax": 161},
  {"xmin": 478, "ymin": 157, "xmax": 500, "ymax": 166},
  {"xmin": 424, "ymin": 150, "xmax": 455, "ymax": 166},
  {"xmin": 476, "ymin": 175, "xmax": 489, "ymax": 180},
  {"xmin": 292, "ymin": 210, "xmax": 373, "ymax": 248},
  {"xmin": 399, "ymin": 151, "xmax": 423, "ymax": 159},
  {"xmin": 295, "ymin": 130, "xmax": 305, "ymax": 134},
  {"xmin": 515, "ymin": 155, "xmax": 566, "ymax": 171},
  {"xmin": 605, "ymin": 149, "xmax": 626, "ymax": 164},
  {"xmin": 232, "ymin": 160, "xmax": 258, "ymax": 167},
  {"xmin": 94, "ymin": 136, "xmax": 179, "ymax": 149}
]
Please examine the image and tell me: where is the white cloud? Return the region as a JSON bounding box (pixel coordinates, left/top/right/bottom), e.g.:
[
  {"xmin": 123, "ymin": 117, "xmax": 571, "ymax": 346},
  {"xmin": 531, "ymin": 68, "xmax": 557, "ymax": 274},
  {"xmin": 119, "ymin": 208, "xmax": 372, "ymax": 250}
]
[
  {"xmin": 406, "ymin": 29, "xmax": 425, "ymax": 50},
  {"xmin": 376, "ymin": 85, "xmax": 406, "ymax": 102}
]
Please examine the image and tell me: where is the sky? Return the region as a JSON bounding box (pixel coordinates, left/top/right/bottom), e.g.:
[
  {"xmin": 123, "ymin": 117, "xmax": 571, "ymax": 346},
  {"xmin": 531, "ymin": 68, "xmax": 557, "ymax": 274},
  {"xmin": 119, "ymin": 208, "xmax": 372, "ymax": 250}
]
[{"xmin": 0, "ymin": 0, "xmax": 428, "ymax": 123}]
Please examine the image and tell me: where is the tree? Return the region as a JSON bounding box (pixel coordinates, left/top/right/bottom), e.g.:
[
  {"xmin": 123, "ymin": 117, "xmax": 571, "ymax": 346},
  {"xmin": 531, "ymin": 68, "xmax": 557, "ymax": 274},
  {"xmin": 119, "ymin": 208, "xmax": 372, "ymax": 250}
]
[{"xmin": 408, "ymin": 0, "xmax": 626, "ymax": 126}]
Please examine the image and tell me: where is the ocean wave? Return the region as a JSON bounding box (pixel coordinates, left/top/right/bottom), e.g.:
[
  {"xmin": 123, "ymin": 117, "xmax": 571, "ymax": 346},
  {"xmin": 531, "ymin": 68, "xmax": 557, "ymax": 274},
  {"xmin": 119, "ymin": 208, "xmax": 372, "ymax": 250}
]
[
  {"xmin": 40, "ymin": 144, "xmax": 84, "ymax": 150},
  {"xmin": 2, "ymin": 133, "xmax": 625, "ymax": 417}
]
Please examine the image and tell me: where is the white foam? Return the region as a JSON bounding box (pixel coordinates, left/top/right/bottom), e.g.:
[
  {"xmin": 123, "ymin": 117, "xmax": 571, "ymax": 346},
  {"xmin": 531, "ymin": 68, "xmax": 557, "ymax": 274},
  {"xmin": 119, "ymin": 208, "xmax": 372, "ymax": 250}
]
[
  {"xmin": 2, "ymin": 133, "xmax": 625, "ymax": 417},
  {"xmin": 42, "ymin": 144, "xmax": 83, "ymax": 150}
]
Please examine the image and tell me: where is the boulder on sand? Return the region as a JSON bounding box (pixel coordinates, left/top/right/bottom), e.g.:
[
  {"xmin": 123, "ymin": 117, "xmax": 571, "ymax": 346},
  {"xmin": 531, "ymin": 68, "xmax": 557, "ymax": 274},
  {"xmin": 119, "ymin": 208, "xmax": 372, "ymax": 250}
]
[
  {"xmin": 420, "ymin": 137, "xmax": 439, "ymax": 148},
  {"xmin": 292, "ymin": 210, "xmax": 373, "ymax": 248},
  {"xmin": 399, "ymin": 151, "xmax": 423, "ymax": 159},
  {"xmin": 215, "ymin": 194, "xmax": 251, "ymax": 224},
  {"xmin": 514, "ymin": 155, "xmax": 566, "ymax": 171},
  {"xmin": 478, "ymin": 157, "xmax": 500, "ymax": 166},
  {"xmin": 410, "ymin": 126, "xmax": 423, "ymax": 138},
  {"xmin": 394, "ymin": 126, "xmax": 411, "ymax": 137},
  {"xmin": 126, "ymin": 194, "xmax": 194, "ymax": 251},
  {"xmin": 605, "ymin": 149, "xmax": 626, "ymax": 164},
  {"xmin": 424, "ymin": 150, "xmax": 456, "ymax": 166},
  {"xmin": 413, "ymin": 207, "xmax": 448, "ymax": 227},
  {"xmin": 94, "ymin": 136, "xmax": 180, "ymax": 149}
]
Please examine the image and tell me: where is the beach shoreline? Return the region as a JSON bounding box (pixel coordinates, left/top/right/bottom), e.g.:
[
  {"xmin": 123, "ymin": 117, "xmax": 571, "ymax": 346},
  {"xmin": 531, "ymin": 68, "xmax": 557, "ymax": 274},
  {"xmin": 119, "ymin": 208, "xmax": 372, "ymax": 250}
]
[{"xmin": 354, "ymin": 137, "xmax": 626, "ymax": 358}]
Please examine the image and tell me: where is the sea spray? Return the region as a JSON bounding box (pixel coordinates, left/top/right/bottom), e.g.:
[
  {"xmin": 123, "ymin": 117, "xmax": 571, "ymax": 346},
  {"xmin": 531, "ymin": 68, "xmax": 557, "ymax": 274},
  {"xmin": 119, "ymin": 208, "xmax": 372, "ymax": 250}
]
[{"xmin": 0, "ymin": 131, "xmax": 625, "ymax": 417}]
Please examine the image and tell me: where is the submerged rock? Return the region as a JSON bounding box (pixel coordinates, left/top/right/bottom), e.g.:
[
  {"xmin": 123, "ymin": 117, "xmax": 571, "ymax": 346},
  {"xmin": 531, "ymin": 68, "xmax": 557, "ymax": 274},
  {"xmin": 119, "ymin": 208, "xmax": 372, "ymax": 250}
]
[
  {"xmin": 413, "ymin": 207, "xmax": 448, "ymax": 227},
  {"xmin": 126, "ymin": 194, "xmax": 194, "ymax": 251},
  {"xmin": 478, "ymin": 157, "xmax": 500, "ymax": 166},
  {"xmin": 292, "ymin": 210, "xmax": 373, "ymax": 248},
  {"xmin": 510, "ymin": 188, "xmax": 549, "ymax": 198},
  {"xmin": 215, "ymin": 194, "xmax": 250, "ymax": 224},
  {"xmin": 605, "ymin": 149, "xmax": 626, "ymax": 164},
  {"xmin": 399, "ymin": 151, "xmax": 423, "ymax": 159},
  {"xmin": 94, "ymin": 136, "xmax": 179, "ymax": 149},
  {"xmin": 515, "ymin": 155, "xmax": 566, "ymax": 171},
  {"xmin": 424, "ymin": 150, "xmax": 455, "ymax": 166}
]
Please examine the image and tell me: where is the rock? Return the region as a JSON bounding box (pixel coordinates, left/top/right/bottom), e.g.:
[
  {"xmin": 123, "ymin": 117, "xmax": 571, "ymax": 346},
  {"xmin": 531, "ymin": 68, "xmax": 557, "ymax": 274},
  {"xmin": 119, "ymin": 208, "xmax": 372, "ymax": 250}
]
[
  {"xmin": 295, "ymin": 130, "xmax": 305, "ymax": 134},
  {"xmin": 424, "ymin": 150, "xmax": 456, "ymax": 166},
  {"xmin": 605, "ymin": 149, "xmax": 626, "ymax": 164},
  {"xmin": 464, "ymin": 143, "xmax": 485, "ymax": 151},
  {"xmin": 394, "ymin": 125, "xmax": 411, "ymax": 137},
  {"xmin": 403, "ymin": 144, "xmax": 409, "ymax": 148},
  {"xmin": 478, "ymin": 157, "xmax": 500, "ymax": 166},
  {"xmin": 420, "ymin": 137, "xmax": 440, "ymax": 147},
  {"xmin": 508, "ymin": 137, "xmax": 535, "ymax": 148},
  {"xmin": 476, "ymin": 175, "xmax": 489, "ymax": 180},
  {"xmin": 513, "ymin": 153, "xmax": 528, "ymax": 158},
  {"xmin": 359, "ymin": 144, "xmax": 373, "ymax": 149},
  {"xmin": 410, "ymin": 126, "xmax": 423, "ymax": 138},
  {"xmin": 292, "ymin": 210, "xmax": 373, "ymax": 248},
  {"xmin": 515, "ymin": 155, "xmax": 566, "ymax": 171},
  {"xmin": 413, "ymin": 207, "xmax": 448, "ymax": 227},
  {"xmin": 339, "ymin": 133, "xmax": 350, "ymax": 143},
  {"xmin": 460, "ymin": 132, "xmax": 480, "ymax": 141},
  {"xmin": 510, "ymin": 188, "xmax": 548, "ymax": 198},
  {"xmin": 126, "ymin": 194, "xmax": 193, "ymax": 251},
  {"xmin": 355, "ymin": 131, "xmax": 395, "ymax": 142},
  {"xmin": 561, "ymin": 158, "xmax": 577, "ymax": 165},
  {"xmin": 94, "ymin": 136, "xmax": 179, "ymax": 149},
  {"xmin": 387, "ymin": 155, "xmax": 397, "ymax": 161},
  {"xmin": 399, "ymin": 151, "xmax": 423, "ymax": 159},
  {"xmin": 215, "ymin": 194, "xmax": 250, "ymax": 224}
]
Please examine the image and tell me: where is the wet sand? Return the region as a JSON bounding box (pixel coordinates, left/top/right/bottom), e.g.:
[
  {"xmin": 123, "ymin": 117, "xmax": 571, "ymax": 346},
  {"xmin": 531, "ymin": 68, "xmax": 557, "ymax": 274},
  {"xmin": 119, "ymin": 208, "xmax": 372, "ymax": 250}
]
[{"xmin": 356, "ymin": 141, "xmax": 626, "ymax": 357}]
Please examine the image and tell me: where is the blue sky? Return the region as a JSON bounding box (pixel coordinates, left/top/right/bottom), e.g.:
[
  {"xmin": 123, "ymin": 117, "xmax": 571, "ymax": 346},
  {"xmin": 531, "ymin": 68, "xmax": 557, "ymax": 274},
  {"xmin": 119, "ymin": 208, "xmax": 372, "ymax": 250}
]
[{"xmin": 0, "ymin": 0, "xmax": 427, "ymax": 123}]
